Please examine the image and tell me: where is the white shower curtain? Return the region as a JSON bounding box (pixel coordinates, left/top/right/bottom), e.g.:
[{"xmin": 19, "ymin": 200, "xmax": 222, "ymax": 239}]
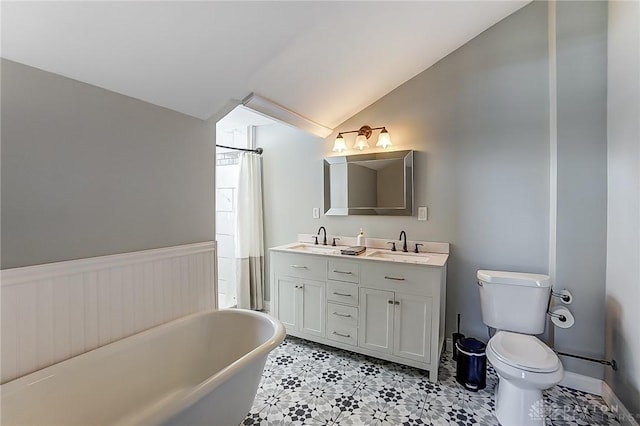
[{"xmin": 234, "ymin": 151, "xmax": 264, "ymax": 310}]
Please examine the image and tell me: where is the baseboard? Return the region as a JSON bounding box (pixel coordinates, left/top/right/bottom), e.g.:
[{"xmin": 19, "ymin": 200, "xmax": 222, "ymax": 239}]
[
  {"xmin": 602, "ymin": 382, "xmax": 640, "ymax": 426},
  {"xmin": 445, "ymin": 337, "xmax": 453, "ymax": 353},
  {"xmin": 263, "ymin": 301, "xmax": 271, "ymax": 314},
  {"xmin": 549, "ymin": 372, "xmax": 638, "ymax": 425},
  {"xmin": 559, "ymin": 371, "xmax": 603, "ymax": 396}
]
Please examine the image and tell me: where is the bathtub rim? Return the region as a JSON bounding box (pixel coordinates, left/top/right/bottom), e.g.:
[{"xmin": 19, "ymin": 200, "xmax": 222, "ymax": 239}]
[
  {"xmin": 1, "ymin": 308, "xmax": 286, "ymax": 426},
  {"xmin": 142, "ymin": 308, "xmax": 286, "ymax": 425}
]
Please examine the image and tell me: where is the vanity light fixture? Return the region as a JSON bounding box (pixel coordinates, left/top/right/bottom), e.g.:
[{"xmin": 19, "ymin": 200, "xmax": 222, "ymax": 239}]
[{"xmin": 332, "ymin": 125, "xmax": 392, "ymax": 152}]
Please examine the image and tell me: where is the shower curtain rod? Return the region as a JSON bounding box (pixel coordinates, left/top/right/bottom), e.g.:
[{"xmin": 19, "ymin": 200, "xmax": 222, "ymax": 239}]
[{"xmin": 216, "ymin": 144, "xmax": 263, "ymax": 155}]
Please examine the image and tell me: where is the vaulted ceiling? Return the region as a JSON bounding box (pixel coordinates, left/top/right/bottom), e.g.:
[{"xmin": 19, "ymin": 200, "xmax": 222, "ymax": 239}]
[{"xmin": 2, "ymin": 1, "xmax": 529, "ymax": 129}]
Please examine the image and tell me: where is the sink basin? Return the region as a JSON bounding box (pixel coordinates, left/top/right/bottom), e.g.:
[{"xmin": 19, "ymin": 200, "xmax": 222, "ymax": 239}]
[
  {"xmin": 288, "ymin": 244, "xmax": 340, "ymax": 255},
  {"xmin": 366, "ymin": 250, "xmax": 431, "ymax": 264}
]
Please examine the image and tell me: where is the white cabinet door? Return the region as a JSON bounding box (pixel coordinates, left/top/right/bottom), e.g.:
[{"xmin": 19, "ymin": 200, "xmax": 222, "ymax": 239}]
[
  {"xmin": 276, "ymin": 277, "xmax": 298, "ymax": 332},
  {"xmin": 299, "ymin": 279, "xmax": 325, "ymax": 337},
  {"xmin": 359, "ymin": 288, "xmax": 394, "ymax": 354},
  {"xmin": 393, "ymin": 293, "xmax": 432, "ymax": 363}
]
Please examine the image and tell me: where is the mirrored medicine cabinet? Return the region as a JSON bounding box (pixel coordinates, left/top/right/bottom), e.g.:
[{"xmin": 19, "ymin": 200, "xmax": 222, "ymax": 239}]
[{"xmin": 323, "ymin": 150, "xmax": 414, "ymax": 216}]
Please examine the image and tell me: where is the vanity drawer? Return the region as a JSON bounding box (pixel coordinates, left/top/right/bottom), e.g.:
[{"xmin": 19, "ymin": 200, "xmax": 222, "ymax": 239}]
[
  {"xmin": 272, "ymin": 252, "xmax": 326, "ymax": 281},
  {"xmin": 361, "ymin": 262, "xmax": 435, "ymax": 295},
  {"xmin": 327, "ymin": 302, "xmax": 358, "ymax": 327},
  {"xmin": 328, "ymin": 260, "xmax": 360, "ymax": 283},
  {"xmin": 327, "ymin": 281, "xmax": 359, "ymax": 306},
  {"xmin": 327, "ymin": 303, "xmax": 358, "ymax": 346},
  {"xmin": 327, "ymin": 323, "xmax": 358, "ymax": 346}
]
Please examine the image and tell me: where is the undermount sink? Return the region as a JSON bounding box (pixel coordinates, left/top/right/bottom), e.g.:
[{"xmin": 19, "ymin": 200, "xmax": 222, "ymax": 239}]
[
  {"xmin": 366, "ymin": 250, "xmax": 431, "ymax": 264},
  {"xmin": 288, "ymin": 244, "xmax": 339, "ymax": 255}
]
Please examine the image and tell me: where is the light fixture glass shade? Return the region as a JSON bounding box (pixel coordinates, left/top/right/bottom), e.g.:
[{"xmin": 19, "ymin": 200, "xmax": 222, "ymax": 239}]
[
  {"xmin": 376, "ymin": 128, "xmax": 392, "ymax": 149},
  {"xmin": 354, "ymin": 134, "xmax": 370, "ymax": 150},
  {"xmin": 332, "ymin": 134, "xmax": 346, "ymax": 152}
]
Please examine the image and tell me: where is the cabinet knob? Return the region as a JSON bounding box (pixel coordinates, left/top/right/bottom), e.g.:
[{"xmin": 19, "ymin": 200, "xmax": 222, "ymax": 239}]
[
  {"xmin": 333, "ymin": 331, "xmax": 351, "ymax": 338},
  {"xmin": 395, "ymin": 301, "xmax": 400, "ymax": 305},
  {"xmin": 290, "ymin": 265, "xmax": 308, "ymax": 269},
  {"xmin": 388, "ymin": 300, "xmax": 394, "ymax": 304}
]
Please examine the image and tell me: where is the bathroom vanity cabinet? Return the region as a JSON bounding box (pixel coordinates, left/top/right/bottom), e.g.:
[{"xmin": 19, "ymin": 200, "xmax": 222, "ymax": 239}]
[
  {"xmin": 272, "ymin": 253, "xmax": 327, "ymax": 337},
  {"xmin": 359, "ymin": 288, "xmax": 433, "ymax": 363},
  {"xmin": 270, "ymin": 246, "xmax": 447, "ymax": 382}
]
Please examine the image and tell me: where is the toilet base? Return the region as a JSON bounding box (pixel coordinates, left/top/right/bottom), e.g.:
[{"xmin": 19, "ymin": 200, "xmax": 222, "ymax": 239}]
[{"xmin": 495, "ymin": 379, "xmax": 547, "ymax": 426}]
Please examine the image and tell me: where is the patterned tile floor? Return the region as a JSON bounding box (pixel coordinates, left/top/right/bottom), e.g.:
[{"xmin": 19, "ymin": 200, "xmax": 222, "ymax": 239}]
[{"xmin": 242, "ymin": 336, "xmax": 620, "ymax": 426}]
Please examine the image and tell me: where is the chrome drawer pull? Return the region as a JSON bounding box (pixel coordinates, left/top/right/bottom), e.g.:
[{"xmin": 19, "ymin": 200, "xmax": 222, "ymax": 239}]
[
  {"xmin": 384, "ymin": 276, "xmax": 405, "ymax": 281},
  {"xmin": 333, "ymin": 331, "xmax": 351, "ymax": 338},
  {"xmin": 290, "ymin": 265, "xmax": 308, "ymax": 269},
  {"xmin": 332, "ymin": 291, "xmax": 352, "ymax": 297},
  {"xmin": 332, "ymin": 311, "xmax": 352, "ymax": 318},
  {"xmin": 333, "ymin": 270, "xmax": 353, "ymax": 275}
]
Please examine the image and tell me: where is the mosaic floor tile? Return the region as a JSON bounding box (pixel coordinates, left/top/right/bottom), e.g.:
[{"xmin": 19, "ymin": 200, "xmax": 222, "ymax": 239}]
[{"xmin": 242, "ymin": 336, "xmax": 620, "ymax": 426}]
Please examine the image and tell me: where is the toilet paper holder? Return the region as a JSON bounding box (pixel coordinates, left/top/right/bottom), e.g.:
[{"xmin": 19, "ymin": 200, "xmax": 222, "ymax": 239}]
[
  {"xmin": 547, "ymin": 306, "xmax": 575, "ymax": 329},
  {"xmin": 546, "ymin": 310, "xmax": 568, "ymax": 323},
  {"xmin": 550, "ymin": 289, "xmax": 573, "ymax": 304}
]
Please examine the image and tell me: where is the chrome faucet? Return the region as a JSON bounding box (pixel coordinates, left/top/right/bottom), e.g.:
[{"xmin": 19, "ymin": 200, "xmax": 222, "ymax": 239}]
[
  {"xmin": 317, "ymin": 226, "xmax": 328, "ymax": 246},
  {"xmin": 399, "ymin": 230, "xmax": 408, "ymax": 252}
]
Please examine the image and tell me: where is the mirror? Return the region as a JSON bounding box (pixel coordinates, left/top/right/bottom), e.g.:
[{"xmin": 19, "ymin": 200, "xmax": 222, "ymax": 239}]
[{"xmin": 324, "ymin": 150, "xmax": 414, "ymax": 216}]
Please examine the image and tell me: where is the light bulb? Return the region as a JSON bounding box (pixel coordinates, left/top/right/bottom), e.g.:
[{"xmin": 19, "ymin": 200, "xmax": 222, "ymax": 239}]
[
  {"xmin": 332, "ymin": 134, "xmax": 346, "ymax": 152},
  {"xmin": 354, "ymin": 134, "xmax": 370, "ymax": 150},
  {"xmin": 376, "ymin": 128, "xmax": 392, "ymax": 149}
]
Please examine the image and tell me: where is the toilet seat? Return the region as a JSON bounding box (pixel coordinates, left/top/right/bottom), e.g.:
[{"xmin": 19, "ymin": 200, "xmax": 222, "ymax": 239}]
[{"xmin": 488, "ymin": 331, "xmax": 560, "ymax": 373}]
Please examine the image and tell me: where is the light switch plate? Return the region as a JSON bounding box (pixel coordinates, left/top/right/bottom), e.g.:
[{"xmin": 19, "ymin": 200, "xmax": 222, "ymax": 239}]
[
  {"xmin": 312, "ymin": 207, "xmax": 320, "ymax": 219},
  {"xmin": 418, "ymin": 207, "xmax": 428, "ymax": 221}
]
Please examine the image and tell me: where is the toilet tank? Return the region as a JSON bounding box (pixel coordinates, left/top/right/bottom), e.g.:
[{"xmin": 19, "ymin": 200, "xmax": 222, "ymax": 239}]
[{"xmin": 477, "ymin": 270, "xmax": 551, "ymax": 334}]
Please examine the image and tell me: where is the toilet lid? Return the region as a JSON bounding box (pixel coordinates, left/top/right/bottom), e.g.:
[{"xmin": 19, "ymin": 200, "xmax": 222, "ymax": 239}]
[{"xmin": 489, "ymin": 331, "xmax": 560, "ymax": 373}]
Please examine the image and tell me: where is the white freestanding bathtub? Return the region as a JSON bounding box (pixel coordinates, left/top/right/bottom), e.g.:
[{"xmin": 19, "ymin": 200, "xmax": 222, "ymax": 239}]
[{"xmin": 1, "ymin": 309, "xmax": 285, "ymax": 426}]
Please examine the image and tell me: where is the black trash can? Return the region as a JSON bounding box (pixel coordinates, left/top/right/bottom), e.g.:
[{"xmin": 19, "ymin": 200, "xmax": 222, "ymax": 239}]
[{"xmin": 455, "ymin": 337, "xmax": 486, "ymax": 391}]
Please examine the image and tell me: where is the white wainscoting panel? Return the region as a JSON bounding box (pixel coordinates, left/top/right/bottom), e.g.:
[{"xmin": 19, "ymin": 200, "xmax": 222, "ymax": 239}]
[{"xmin": 1, "ymin": 242, "xmax": 216, "ymax": 384}]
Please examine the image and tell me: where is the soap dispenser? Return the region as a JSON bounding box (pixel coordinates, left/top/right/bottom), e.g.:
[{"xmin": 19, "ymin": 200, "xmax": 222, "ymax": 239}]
[{"xmin": 357, "ymin": 228, "xmax": 365, "ymax": 247}]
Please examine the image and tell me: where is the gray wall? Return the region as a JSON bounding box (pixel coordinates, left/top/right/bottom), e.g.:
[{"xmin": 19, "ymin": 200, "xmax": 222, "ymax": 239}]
[
  {"xmin": 606, "ymin": 0, "xmax": 640, "ymax": 417},
  {"xmin": 259, "ymin": 2, "xmax": 551, "ymax": 344},
  {"xmin": 259, "ymin": 123, "xmax": 324, "ymax": 301},
  {"xmin": 259, "ymin": 1, "xmax": 615, "ymax": 382},
  {"xmin": 1, "ymin": 60, "xmax": 215, "ymax": 269},
  {"xmin": 554, "ymin": 1, "xmax": 608, "ymax": 379},
  {"xmin": 329, "ymin": 1, "xmax": 552, "ymax": 344}
]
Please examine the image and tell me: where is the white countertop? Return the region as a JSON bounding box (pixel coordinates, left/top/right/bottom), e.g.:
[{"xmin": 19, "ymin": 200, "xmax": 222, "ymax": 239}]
[{"xmin": 270, "ymin": 242, "xmax": 449, "ymax": 267}]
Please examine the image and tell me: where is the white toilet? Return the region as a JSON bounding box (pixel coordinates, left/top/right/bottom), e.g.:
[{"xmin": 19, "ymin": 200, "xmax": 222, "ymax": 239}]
[{"xmin": 477, "ymin": 270, "xmax": 564, "ymax": 426}]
